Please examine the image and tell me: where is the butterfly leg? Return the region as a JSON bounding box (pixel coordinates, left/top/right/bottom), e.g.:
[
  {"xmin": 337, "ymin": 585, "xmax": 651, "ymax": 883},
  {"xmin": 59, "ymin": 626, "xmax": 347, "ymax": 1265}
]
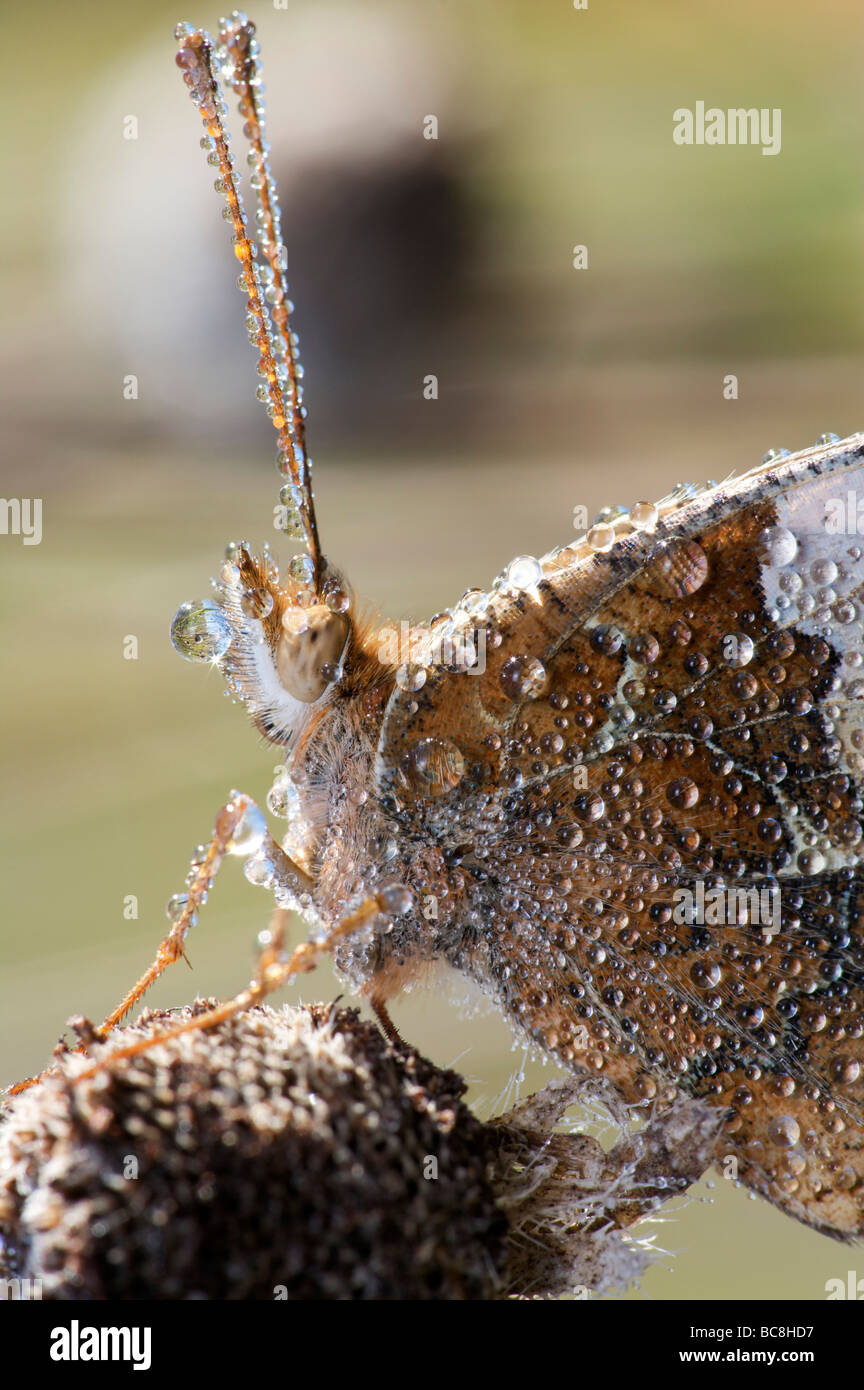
[
  {"xmin": 94, "ymin": 790, "xmax": 314, "ymax": 1039},
  {"xmin": 370, "ymin": 997, "xmax": 404, "ymax": 1045},
  {"xmin": 7, "ymin": 791, "xmax": 312, "ymax": 1095},
  {"xmin": 67, "ymin": 895, "xmax": 389, "ymax": 1082}
]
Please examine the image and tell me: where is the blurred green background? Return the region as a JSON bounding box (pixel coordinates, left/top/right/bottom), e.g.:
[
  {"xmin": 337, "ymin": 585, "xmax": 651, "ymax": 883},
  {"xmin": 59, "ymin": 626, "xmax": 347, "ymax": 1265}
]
[{"xmin": 3, "ymin": 0, "xmax": 864, "ymax": 1299}]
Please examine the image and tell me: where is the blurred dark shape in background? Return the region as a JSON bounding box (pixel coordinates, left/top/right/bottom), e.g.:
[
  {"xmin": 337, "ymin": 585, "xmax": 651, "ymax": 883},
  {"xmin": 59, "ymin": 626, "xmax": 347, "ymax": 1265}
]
[
  {"xmin": 275, "ymin": 146, "xmax": 479, "ymax": 449},
  {"xmin": 23, "ymin": 1, "xmax": 509, "ymax": 465}
]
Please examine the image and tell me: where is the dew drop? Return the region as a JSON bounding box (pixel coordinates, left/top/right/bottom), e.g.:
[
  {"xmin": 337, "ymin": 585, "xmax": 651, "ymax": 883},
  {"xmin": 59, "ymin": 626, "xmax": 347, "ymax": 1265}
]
[
  {"xmin": 170, "ymin": 600, "xmax": 233, "ymax": 663},
  {"xmin": 724, "ymin": 634, "xmax": 755, "ymax": 667},
  {"xmin": 757, "ymin": 525, "xmax": 798, "ymax": 568},
  {"xmin": 644, "ymin": 539, "xmax": 709, "ymax": 599},
  {"xmin": 574, "ymin": 791, "xmax": 606, "ymax": 823},
  {"xmin": 227, "ymin": 799, "xmax": 268, "ymax": 856},
  {"xmin": 838, "ymin": 817, "xmax": 863, "ymax": 845},
  {"xmin": 396, "ymin": 662, "xmax": 428, "ymax": 693},
  {"xmin": 667, "ymin": 777, "xmax": 699, "ymax": 810},
  {"xmin": 630, "ymin": 501, "xmax": 659, "ymax": 532},
  {"xmin": 811, "ymin": 557, "xmax": 838, "ymax": 585},
  {"xmin": 506, "ymin": 555, "xmax": 542, "ymax": 590},
  {"xmin": 244, "ymin": 855, "xmax": 274, "ymax": 888},
  {"xmin": 165, "ymin": 892, "xmax": 189, "ymax": 923},
  {"xmin": 590, "ymin": 624, "xmax": 624, "ymax": 657},
  {"xmin": 768, "ymin": 1115, "xmax": 800, "ymax": 1148},
  {"xmin": 288, "ymin": 553, "xmax": 315, "ymax": 587},
  {"xmin": 586, "ymin": 523, "xmax": 615, "ymax": 553},
  {"xmin": 690, "ymin": 959, "xmax": 722, "ymax": 989},
  {"xmin": 834, "ymin": 1058, "xmax": 861, "ymax": 1085},
  {"xmin": 266, "ymin": 776, "xmax": 296, "ymax": 819},
  {"xmin": 499, "ymin": 654, "xmax": 548, "ymax": 700},
  {"xmin": 377, "ymin": 884, "xmax": 414, "ymax": 916},
  {"xmin": 653, "ymin": 688, "xmax": 678, "ymax": 713},
  {"xmin": 240, "ymin": 586, "xmax": 274, "ymax": 620},
  {"xmin": 276, "ymin": 487, "xmax": 305, "ymax": 539},
  {"xmin": 630, "ymin": 632, "xmax": 660, "ymax": 665},
  {"xmin": 456, "ymin": 589, "xmax": 490, "ymax": 622},
  {"xmin": 404, "ymin": 737, "xmax": 465, "ymax": 796},
  {"xmin": 317, "ymin": 578, "xmax": 347, "ymax": 614},
  {"xmin": 796, "ymin": 848, "xmax": 825, "ymax": 874}
]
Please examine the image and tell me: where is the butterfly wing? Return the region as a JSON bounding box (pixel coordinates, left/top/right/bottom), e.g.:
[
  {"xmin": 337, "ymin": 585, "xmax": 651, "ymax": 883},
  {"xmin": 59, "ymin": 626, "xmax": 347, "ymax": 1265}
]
[{"xmin": 376, "ymin": 433, "xmax": 864, "ymax": 1236}]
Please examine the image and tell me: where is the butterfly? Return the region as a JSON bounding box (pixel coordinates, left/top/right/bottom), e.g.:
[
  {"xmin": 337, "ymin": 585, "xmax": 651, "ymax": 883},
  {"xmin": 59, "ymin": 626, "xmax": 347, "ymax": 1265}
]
[
  {"xmin": 10, "ymin": 13, "xmax": 864, "ymax": 1245},
  {"xmin": 364, "ymin": 433, "xmax": 864, "ymax": 1240}
]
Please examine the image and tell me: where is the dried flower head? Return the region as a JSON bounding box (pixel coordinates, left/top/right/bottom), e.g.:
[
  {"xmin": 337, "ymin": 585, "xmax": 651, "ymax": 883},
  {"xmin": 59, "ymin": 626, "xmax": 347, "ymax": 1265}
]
[{"xmin": 0, "ymin": 1002, "xmax": 721, "ymax": 1300}]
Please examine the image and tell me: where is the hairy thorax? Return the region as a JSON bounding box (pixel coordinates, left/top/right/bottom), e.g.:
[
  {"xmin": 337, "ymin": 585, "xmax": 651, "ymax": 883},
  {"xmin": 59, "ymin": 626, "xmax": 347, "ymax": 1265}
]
[{"xmin": 285, "ymin": 683, "xmax": 466, "ymax": 1001}]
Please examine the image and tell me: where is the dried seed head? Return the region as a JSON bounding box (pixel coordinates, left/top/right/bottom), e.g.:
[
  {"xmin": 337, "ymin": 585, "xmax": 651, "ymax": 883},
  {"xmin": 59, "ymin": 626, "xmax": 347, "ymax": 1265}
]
[
  {"xmin": 0, "ymin": 1003, "xmax": 503, "ymax": 1300},
  {"xmin": 0, "ymin": 1003, "xmax": 722, "ymax": 1300}
]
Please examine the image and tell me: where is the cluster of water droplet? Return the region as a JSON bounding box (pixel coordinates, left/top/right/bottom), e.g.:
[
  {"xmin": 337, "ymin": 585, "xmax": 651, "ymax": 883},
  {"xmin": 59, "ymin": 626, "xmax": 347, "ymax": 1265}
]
[
  {"xmin": 175, "ymin": 18, "xmax": 318, "ymax": 613},
  {"xmin": 264, "ymin": 763, "xmax": 318, "ymax": 871},
  {"xmin": 350, "ymin": 436, "xmax": 864, "ymax": 1223}
]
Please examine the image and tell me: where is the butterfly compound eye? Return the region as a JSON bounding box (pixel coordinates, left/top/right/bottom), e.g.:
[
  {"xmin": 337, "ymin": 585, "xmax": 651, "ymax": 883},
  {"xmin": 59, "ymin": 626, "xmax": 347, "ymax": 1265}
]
[{"xmin": 276, "ymin": 606, "xmax": 350, "ymax": 702}]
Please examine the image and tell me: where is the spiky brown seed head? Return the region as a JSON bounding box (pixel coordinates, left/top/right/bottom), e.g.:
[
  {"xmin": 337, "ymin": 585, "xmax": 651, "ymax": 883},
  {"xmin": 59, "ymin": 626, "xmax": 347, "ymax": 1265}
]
[{"xmin": 0, "ymin": 1003, "xmax": 721, "ymax": 1300}]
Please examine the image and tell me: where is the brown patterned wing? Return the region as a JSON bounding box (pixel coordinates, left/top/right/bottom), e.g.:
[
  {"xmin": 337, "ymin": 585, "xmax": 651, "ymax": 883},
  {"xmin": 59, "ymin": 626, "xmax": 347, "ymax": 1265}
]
[{"xmin": 376, "ymin": 433, "xmax": 864, "ymax": 1236}]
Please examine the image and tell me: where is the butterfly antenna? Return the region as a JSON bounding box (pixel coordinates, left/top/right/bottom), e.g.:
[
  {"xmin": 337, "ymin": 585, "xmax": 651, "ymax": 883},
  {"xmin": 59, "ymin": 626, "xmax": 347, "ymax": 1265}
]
[{"xmin": 175, "ymin": 18, "xmax": 323, "ymax": 596}]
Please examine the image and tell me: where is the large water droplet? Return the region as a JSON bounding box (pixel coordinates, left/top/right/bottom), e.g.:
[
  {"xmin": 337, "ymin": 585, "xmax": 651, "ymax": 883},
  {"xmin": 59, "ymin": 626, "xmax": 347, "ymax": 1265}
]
[
  {"xmin": 227, "ymin": 799, "xmax": 268, "ymax": 856},
  {"xmin": 644, "ymin": 540, "xmax": 709, "ymax": 598},
  {"xmin": 277, "ymin": 485, "xmax": 305, "ymax": 539},
  {"xmin": 288, "ymin": 553, "xmax": 315, "ymax": 587},
  {"xmin": 574, "ymin": 791, "xmax": 606, "ymax": 823},
  {"xmin": 499, "ymin": 654, "xmax": 547, "ymax": 700},
  {"xmin": 667, "ymin": 777, "xmax": 699, "ymax": 810},
  {"xmin": 266, "ymin": 776, "xmax": 294, "ymax": 818},
  {"xmin": 768, "ymin": 1115, "xmax": 800, "ymax": 1148},
  {"xmin": 377, "ymin": 884, "xmax": 414, "ymax": 916},
  {"xmin": 404, "ymin": 736, "xmax": 465, "ymax": 795},
  {"xmin": 586, "ymin": 523, "xmax": 615, "ymax": 553},
  {"xmin": 690, "ymin": 959, "xmax": 722, "ymax": 989},
  {"xmin": 630, "ymin": 631, "xmax": 660, "ymax": 665},
  {"xmin": 796, "ymin": 848, "xmax": 825, "ymax": 874},
  {"xmin": 506, "ymin": 555, "xmax": 542, "ymax": 591},
  {"xmin": 723, "ymin": 633, "xmax": 755, "ymax": 667},
  {"xmin": 170, "ymin": 600, "xmax": 233, "ymax": 663},
  {"xmin": 630, "ymin": 501, "xmax": 659, "ymax": 532},
  {"xmin": 244, "ymin": 854, "xmax": 275, "ymax": 888},
  {"xmin": 811, "ymin": 557, "xmax": 838, "ymax": 585},
  {"xmin": 165, "ymin": 892, "xmax": 189, "ymax": 923},
  {"xmin": 757, "ymin": 525, "xmax": 798, "ymax": 568}
]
